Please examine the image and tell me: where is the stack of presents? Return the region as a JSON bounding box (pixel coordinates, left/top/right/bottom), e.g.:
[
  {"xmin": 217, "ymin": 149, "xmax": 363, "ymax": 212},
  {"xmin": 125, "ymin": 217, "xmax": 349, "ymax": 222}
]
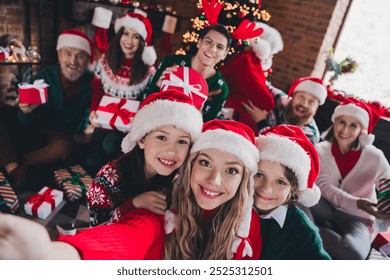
[{"xmin": 0, "ymin": 164, "xmax": 93, "ymax": 220}]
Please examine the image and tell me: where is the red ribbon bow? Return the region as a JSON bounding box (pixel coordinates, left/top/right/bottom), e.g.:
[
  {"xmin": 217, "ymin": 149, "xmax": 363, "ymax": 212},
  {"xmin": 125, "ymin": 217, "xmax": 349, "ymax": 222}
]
[
  {"xmin": 98, "ymin": 99, "xmax": 136, "ymax": 130},
  {"xmin": 27, "ymin": 188, "xmax": 56, "ymax": 217}
]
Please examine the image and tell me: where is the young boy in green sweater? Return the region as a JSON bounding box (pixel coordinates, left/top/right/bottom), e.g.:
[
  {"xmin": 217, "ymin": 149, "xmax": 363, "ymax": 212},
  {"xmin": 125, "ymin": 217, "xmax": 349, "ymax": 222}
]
[{"xmin": 254, "ymin": 125, "xmax": 331, "ymax": 260}]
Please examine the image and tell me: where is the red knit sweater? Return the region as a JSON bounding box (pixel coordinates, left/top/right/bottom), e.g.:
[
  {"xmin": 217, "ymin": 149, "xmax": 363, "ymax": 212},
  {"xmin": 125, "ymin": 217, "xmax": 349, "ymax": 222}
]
[{"xmin": 58, "ymin": 208, "xmax": 261, "ymax": 260}]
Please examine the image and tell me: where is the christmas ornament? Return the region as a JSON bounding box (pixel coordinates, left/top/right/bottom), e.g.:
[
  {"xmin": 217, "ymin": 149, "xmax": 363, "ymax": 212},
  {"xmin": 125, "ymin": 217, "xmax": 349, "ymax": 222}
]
[{"xmin": 132, "ymin": 1, "xmax": 140, "ymax": 8}]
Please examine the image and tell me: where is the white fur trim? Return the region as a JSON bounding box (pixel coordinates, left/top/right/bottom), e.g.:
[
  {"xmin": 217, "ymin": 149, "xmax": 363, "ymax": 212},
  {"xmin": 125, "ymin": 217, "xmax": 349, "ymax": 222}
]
[
  {"xmin": 142, "ymin": 46, "xmax": 157, "ymax": 65},
  {"xmin": 95, "ymin": 56, "xmax": 155, "ymax": 99},
  {"xmin": 114, "ymin": 15, "xmax": 147, "ymax": 39},
  {"xmin": 294, "ymin": 80, "xmax": 327, "ymax": 105},
  {"xmin": 56, "ymin": 34, "xmax": 91, "ymax": 56},
  {"xmin": 358, "ymin": 133, "xmax": 375, "ymax": 147},
  {"xmin": 164, "ymin": 210, "xmax": 176, "ymax": 234},
  {"xmin": 92, "ymin": 7, "xmax": 113, "ymax": 29},
  {"xmin": 332, "ymin": 103, "xmax": 370, "ymax": 130},
  {"xmin": 254, "ymin": 22, "xmax": 283, "ymax": 54},
  {"xmin": 257, "ymin": 134, "xmax": 311, "ymax": 192},
  {"xmin": 299, "ymin": 184, "xmax": 321, "ymax": 207},
  {"xmin": 250, "ymin": 37, "xmax": 271, "ymax": 61},
  {"xmin": 262, "ymin": 57, "xmax": 273, "ymax": 71},
  {"xmin": 231, "ymin": 237, "xmax": 253, "ymax": 258},
  {"xmin": 121, "ymin": 99, "xmax": 203, "ymax": 153},
  {"xmin": 191, "ymin": 129, "xmax": 260, "ymax": 173}
]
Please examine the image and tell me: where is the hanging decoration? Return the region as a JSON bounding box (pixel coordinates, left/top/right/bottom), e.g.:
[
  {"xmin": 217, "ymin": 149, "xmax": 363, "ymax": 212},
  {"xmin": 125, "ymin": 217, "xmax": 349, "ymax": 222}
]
[{"xmin": 176, "ymin": 0, "xmax": 270, "ymax": 56}]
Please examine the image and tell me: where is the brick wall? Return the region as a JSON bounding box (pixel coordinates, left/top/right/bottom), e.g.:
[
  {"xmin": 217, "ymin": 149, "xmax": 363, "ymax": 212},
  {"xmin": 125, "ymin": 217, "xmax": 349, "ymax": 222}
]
[
  {"xmin": 0, "ymin": 0, "xmax": 57, "ymax": 105},
  {"xmin": 263, "ymin": 0, "xmax": 352, "ymax": 92},
  {"xmin": 0, "ymin": 0, "xmax": 351, "ymax": 103}
]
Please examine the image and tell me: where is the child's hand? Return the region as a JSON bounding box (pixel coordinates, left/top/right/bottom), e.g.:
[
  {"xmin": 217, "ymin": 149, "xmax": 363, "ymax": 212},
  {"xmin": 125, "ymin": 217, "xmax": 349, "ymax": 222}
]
[
  {"xmin": 156, "ymin": 65, "xmax": 180, "ymax": 88},
  {"xmin": 133, "ymin": 191, "xmax": 167, "ymax": 215}
]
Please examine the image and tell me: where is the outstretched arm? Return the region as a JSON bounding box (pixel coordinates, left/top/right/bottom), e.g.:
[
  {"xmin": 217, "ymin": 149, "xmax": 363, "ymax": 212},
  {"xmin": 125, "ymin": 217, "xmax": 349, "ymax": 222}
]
[{"xmin": 0, "ymin": 214, "xmax": 80, "ymax": 260}]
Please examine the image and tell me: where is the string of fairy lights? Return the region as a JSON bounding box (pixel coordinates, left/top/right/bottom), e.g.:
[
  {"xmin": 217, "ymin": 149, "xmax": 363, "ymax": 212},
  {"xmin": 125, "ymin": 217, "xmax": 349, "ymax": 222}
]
[{"xmin": 176, "ymin": 0, "xmax": 271, "ymax": 55}]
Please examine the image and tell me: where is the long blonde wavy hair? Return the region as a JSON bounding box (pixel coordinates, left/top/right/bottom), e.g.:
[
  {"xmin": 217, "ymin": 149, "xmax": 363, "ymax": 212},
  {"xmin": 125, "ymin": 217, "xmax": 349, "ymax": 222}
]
[{"xmin": 164, "ymin": 151, "xmax": 252, "ymax": 260}]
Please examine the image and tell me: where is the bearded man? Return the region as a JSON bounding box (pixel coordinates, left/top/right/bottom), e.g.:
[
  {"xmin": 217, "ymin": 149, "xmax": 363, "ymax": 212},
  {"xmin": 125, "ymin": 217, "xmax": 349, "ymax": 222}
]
[
  {"xmin": 243, "ymin": 77, "xmax": 327, "ymax": 144},
  {"xmin": 0, "ymin": 29, "xmax": 94, "ymax": 191}
]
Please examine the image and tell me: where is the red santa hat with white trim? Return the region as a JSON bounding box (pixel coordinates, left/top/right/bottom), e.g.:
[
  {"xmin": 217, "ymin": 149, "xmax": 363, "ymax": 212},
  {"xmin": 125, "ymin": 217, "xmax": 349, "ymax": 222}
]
[
  {"xmin": 257, "ymin": 124, "xmax": 321, "ymax": 207},
  {"xmin": 190, "ymin": 119, "xmax": 260, "ymax": 259},
  {"xmin": 331, "ymin": 97, "xmax": 380, "ymax": 146},
  {"xmin": 114, "ymin": 12, "xmax": 157, "ymax": 65},
  {"xmin": 121, "ymin": 89, "xmax": 203, "ymax": 153},
  {"xmin": 56, "ymin": 29, "xmax": 94, "ymax": 63},
  {"xmin": 288, "ymin": 77, "xmax": 327, "ymax": 105}
]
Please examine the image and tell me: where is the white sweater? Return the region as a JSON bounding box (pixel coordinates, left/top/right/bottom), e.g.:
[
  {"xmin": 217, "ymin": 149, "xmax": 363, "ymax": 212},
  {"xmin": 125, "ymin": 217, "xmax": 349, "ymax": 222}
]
[{"xmin": 315, "ymin": 141, "xmax": 390, "ymax": 221}]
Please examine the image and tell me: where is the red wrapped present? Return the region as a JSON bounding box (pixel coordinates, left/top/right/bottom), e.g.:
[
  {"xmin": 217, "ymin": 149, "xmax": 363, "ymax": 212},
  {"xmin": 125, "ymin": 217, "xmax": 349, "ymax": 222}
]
[
  {"xmin": 54, "ymin": 165, "xmax": 93, "ymax": 201},
  {"xmin": 372, "ymin": 232, "xmax": 390, "ymax": 250},
  {"xmin": 160, "ymin": 66, "xmax": 209, "ymax": 110},
  {"xmin": 18, "ymin": 79, "xmax": 49, "ymax": 104},
  {"xmin": 377, "ymin": 177, "xmax": 390, "ymax": 215},
  {"xmin": 24, "ymin": 186, "xmax": 63, "ymax": 219},
  {"xmin": 95, "ymin": 96, "xmax": 140, "ymax": 132},
  {"xmin": 0, "ymin": 46, "xmax": 12, "ymax": 60},
  {"xmin": 0, "ymin": 172, "xmax": 19, "ymax": 213}
]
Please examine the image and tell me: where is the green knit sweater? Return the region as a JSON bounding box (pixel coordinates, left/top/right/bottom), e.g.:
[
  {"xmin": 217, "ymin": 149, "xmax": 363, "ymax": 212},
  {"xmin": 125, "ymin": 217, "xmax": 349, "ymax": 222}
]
[
  {"xmin": 143, "ymin": 54, "xmax": 229, "ymax": 122},
  {"xmin": 259, "ymin": 206, "xmax": 331, "ymax": 260},
  {"xmin": 18, "ymin": 65, "xmax": 93, "ymax": 133}
]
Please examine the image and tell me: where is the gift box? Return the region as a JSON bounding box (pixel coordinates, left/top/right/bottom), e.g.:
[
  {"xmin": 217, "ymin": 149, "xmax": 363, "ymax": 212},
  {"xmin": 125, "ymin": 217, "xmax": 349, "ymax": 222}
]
[
  {"xmin": 0, "ymin": 46, "xmax": 12, "ymax": 61},
  {"xmin": 160, "ymin": 66, "xmax": 209, "ymax": 110},
  {"xmin": 24, "ymin": 186, "xmax": 63, "ymax": 220},
  {"xmin": 377, "ymin": 177, "xmax": 390, "ymax": 214},
  {"xmin": 96, "ymin": 96, "xmax": 140, "ymax": 132},
  {"xmin": 0, "ymin": 172, "xmax": 19, "ymax": 213},
  {"xmin": 18, "ymin": 79, "xmax": 49, "ymax": 104},
  {"xmin": 372, "ymin": 231, "xmax": 390, "ymax": 250},
  {"xmin": 54, "ymin": 165, "xmax": 93, "ymax": 201}
]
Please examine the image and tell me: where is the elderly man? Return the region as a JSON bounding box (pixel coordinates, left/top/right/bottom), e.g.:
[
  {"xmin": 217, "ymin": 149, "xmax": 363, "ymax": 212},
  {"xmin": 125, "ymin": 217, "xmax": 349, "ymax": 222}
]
[
  {"xmin": 0, "ymin": 29, "xmax": 94, "ymax": 190},
  {"xmin": 243, "ymin": 77, "xmax": 327, "ymax": 144}
]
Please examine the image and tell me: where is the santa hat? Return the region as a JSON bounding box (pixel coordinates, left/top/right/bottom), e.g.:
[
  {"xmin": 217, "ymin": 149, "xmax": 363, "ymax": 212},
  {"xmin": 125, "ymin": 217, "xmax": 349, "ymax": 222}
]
[
  {"xmin": 253, "ymin": 22, "xmax": 284, "ymax": 55},
  {"xmin": 191, "ymin": 120, "xmax": 260, "ymax": 258},
  {"xmin": 247, "ymin": 22, "xmax": 283, "ymax": 71},
  {"xmin": 114, "ymin": 12, "xmax": 157, "ymax": 65},
  {"xmin": 288, "ymin": 77, "xmax": 327, "ymax": 105},
  {"xmin": 257, "ymin": 125, "xmax": 321, "ymax": 207},
  {"xmin": 331, "ymin": 97, "xmax": 380, "ymax": 146},
  {"xmin": 91, "ymin": 7, "xmax": 113, "ymax": 53},
  {"xmin": 56, "ymin": 29, "xmax": 94, "ymax": 63},
  {"xmin": 121, "ymin": 90, "xmax": 203, "ymax": 153}
]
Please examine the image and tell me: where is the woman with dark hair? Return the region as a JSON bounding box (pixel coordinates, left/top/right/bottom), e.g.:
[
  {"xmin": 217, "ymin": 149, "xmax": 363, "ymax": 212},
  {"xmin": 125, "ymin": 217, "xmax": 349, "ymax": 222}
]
[
  {"xmin": 86, "ymin": 12, "xmax": 157, "ymax": 175},
  {"xmin": 143, "ymin": 24, "xmax": 231, "ymax": 122}
]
